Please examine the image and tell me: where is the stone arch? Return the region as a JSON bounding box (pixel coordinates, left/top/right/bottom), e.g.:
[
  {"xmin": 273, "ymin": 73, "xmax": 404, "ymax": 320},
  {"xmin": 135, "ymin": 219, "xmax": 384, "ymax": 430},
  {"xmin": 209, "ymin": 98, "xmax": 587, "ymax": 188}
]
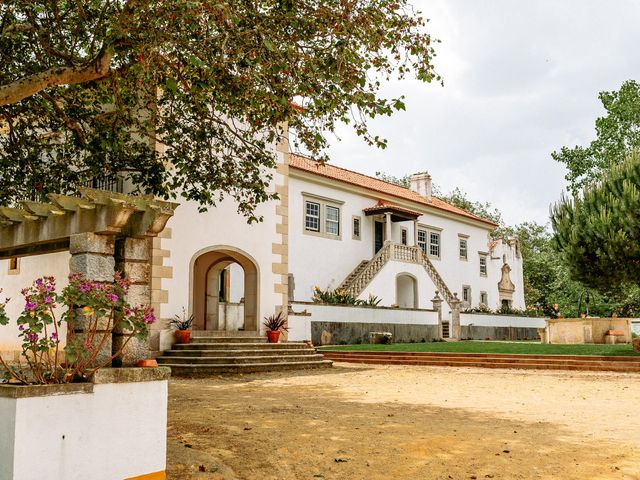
[
  {"xmin": 396, "ymin": 273, "xmax": 418, "ymax": 309},
  {"xmin": 189, "ymin": 246, "xmax": 260, "ymax": 332}
]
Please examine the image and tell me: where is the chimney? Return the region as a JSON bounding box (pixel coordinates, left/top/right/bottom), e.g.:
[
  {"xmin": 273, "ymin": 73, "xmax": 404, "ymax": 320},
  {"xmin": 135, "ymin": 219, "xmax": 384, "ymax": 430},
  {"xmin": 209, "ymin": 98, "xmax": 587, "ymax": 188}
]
[{"xmin": 409, "ymin": 172, "xmax": 432, "ymax": 200}]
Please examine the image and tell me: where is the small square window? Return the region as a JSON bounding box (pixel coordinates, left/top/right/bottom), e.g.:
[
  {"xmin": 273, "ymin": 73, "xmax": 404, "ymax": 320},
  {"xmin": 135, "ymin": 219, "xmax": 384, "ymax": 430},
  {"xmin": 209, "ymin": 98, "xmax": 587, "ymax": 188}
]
[
  {"xmin": 462, "ymin": 285, "xmax": 471, "ymax": 303},
  {"xmin": 429, "ymin": 232, "xmax": 440, "ymax": 258},
  {"xmin": 8, "ymin": 257, "xmax": 19, "ymax": 275},
  {"xmin": 417, "ymin": 229, "xmax": 427, "ymax": 254},
  {"xmin": 480, "ymin": 291, "xmax": 488, "ymax": 306}
]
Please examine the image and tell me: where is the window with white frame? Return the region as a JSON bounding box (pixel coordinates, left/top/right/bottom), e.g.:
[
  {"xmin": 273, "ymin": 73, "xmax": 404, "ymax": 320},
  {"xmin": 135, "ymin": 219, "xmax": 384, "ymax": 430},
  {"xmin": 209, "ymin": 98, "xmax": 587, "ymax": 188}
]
[
  {"xmin": 352, "ymin": 216, "xmax": 361, "ymax": 240},
  {"xmin": 479, "ymin": 254, "xmax": 488, "ymax": 276},
  {"xmin": 459, "ymin": 237, "xmax": 468, "ymax": 260},
  {"xmin": 303, "ymin": 195, "xmax": 342, "ymax": 239},
  {"xmin": 401, "ymin": 228, "xmax": 408, "ymax": 245},
  {"xmin": 417, "ymin": 227, "xmax": 441, "ymax": 258},
  {"xmin": 305, "ymin": 201, "xmax": 320, "ymax": 232},
  {"xmin": 417, "ymin": 229, "xmax": 427, "ymax": 254},
  {"xmin": 325, "ymin": 205, "xmax": 340, "ymax": 236},
  {"xmin": 429, "ymin": 232, "xmax": 440, "ymax": 258}
]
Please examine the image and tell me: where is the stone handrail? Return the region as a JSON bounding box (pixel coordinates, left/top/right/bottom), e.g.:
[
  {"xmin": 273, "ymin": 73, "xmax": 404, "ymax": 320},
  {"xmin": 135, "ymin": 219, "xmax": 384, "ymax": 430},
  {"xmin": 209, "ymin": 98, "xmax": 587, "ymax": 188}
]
[{"xmin": 345, "ymin": 242, "xmax": 392, "ymax": 297}]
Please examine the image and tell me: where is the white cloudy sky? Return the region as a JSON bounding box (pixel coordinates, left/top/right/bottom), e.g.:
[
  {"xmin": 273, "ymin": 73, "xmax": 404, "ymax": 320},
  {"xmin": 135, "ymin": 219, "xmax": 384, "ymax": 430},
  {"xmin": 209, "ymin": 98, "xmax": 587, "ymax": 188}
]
[{"xmin": 321, "ymin": 0, "xmax": 640, "ymax": 226}]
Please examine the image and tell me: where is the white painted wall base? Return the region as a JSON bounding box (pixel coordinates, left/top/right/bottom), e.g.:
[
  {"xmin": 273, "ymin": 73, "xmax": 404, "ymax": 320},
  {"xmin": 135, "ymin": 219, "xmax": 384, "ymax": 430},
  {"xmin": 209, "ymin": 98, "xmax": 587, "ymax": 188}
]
[{"xmin": 0, "ymin": 368, "xmax": 169, "ymax": 480}]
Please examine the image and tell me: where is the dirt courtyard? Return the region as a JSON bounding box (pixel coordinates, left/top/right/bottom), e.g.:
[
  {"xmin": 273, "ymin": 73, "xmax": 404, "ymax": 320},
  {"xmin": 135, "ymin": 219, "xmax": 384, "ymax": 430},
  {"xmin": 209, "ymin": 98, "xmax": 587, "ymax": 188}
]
[{"xmin": 167, "ymin": 363, "xmax": 640, "ymax": 479}]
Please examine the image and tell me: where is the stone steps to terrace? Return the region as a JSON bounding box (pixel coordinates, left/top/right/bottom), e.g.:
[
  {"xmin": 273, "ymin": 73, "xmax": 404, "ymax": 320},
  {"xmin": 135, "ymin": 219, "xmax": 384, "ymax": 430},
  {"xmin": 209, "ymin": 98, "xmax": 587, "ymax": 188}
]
[
  {"xmin": 158, "ymin": 334, "xmax": 332, "ymax": 376},
  {"xmin": 321, "ymin": 350, "xmax": 640, "ymax": 373}
]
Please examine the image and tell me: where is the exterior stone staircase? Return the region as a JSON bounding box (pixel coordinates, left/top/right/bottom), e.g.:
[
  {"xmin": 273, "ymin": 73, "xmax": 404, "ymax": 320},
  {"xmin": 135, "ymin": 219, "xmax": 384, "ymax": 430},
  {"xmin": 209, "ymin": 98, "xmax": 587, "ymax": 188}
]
[
  {"xmin": 157, "ymin": 332, "xmax": 333, "ymax": 376},
  {"xmin": 342, "ymin": 243, "xmax": 456, "ymax": 307}
]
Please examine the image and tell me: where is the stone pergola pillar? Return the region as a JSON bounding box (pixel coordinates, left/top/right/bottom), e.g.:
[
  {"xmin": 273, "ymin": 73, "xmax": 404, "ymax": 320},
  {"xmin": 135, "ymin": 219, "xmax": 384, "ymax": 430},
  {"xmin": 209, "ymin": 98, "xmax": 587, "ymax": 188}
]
[
  {"xmin": 450, "ymin": 293, "xmax": 462, "ymax": 340},
  {"xmin": 113, "ymin": 237, "xmax": 152, "ymax": 366},
  {"xmin": 431, "ymin": 291, "xmax": 443, "ymax": 340},
  {"xmin": 69, "ymin": 232, "xmax": 117, "ymax": 366}
]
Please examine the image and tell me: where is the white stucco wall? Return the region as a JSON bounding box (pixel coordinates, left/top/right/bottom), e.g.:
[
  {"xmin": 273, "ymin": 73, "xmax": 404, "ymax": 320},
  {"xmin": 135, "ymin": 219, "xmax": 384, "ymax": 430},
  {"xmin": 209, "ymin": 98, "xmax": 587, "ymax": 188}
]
[
  {"xmin": 227, "ymin": 263, "xmax": 245, "ymax": 303},
  {"xmin": 288, "ymin": 173, "xmax": 526, "ymax": 311},
  {"xmin": 161, "ymin": 151, "xmax": 286, "ymax": 333},
  {"xmin": 0, "ymin": 379, "xmax": 167, "ymax": 480},
  {"xmin": 0, "ymin": 252, "xmax": 70, "ymax": 352}
]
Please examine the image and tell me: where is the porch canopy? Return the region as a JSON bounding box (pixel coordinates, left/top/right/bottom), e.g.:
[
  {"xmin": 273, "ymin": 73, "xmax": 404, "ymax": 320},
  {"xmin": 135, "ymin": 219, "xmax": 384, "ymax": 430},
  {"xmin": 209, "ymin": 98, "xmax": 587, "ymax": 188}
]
[
  {"xmin": 0, "ymin": 188, "xmax": 178, "ymax": 259},
  {"xmin": 363, "ymin": 201, "xmax": 421, "ymax": 222}
]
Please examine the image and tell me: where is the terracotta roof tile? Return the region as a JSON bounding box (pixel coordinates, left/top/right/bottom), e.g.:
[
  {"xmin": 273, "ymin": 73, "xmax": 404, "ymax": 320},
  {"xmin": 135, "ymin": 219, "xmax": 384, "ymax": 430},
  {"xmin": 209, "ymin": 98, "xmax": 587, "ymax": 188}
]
[{"xmin": 289, "ymin": 154, "xmax": 498, "ymax": 227}]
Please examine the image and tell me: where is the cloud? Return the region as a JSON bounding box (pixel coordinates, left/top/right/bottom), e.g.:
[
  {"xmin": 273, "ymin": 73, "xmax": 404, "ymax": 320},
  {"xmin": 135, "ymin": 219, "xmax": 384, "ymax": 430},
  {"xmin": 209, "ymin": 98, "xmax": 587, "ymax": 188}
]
[{"xmin": 323, "ymin": 0, "xmax": 640, "ymax": 226}]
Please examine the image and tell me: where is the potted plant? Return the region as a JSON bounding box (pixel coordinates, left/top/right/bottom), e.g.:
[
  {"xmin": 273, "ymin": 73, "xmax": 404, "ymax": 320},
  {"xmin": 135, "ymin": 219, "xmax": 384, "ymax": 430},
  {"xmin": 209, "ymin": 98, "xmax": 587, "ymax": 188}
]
[
  {"xmin": 263, "ymin": 311, "xmax": 288, "ymax": 343},
  {"xmin": 170, "ymin": 308, "xmax": 194, "ymax": 344}
]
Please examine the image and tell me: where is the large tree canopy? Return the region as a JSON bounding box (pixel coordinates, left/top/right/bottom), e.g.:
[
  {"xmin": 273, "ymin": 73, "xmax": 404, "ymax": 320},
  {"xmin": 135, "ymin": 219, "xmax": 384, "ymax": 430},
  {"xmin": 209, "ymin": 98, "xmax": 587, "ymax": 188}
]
[
  {"xmin": 552, "ymin": 79, "xmax": 640, "ymax": 195},
  {"xmin": 551, "ymin": 150, "xmax": 640, "ymax": 291},
  {"xmin": 0, "ymin": 1, "xmax": 439, "ymax": 220}
]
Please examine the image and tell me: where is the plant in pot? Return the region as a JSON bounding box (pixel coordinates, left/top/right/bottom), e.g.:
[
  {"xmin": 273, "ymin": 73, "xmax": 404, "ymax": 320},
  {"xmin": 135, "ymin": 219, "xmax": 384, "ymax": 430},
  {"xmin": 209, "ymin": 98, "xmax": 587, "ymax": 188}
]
[
  {"xmin": 170, "ymin": 308, "xmax": 194, "ymax": 344},
  {"xmin": 263, "ymin": 312, "xmax": 288, "ymax": 343}
]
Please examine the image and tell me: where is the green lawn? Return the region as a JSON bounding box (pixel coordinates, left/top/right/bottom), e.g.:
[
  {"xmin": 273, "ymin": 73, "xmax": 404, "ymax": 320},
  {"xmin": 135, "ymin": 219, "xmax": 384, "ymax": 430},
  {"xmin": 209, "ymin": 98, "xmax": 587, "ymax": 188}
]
[{"xmin": 319, "ymin": 341, "xmax": 640, "ymax": 356}]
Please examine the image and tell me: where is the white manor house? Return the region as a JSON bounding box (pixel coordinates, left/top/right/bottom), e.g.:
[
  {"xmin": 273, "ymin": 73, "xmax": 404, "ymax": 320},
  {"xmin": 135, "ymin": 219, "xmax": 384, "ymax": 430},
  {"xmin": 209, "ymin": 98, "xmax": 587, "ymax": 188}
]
[{"xmin": 0, "ymin": 134, "xmax": 525, "ymax": 356}]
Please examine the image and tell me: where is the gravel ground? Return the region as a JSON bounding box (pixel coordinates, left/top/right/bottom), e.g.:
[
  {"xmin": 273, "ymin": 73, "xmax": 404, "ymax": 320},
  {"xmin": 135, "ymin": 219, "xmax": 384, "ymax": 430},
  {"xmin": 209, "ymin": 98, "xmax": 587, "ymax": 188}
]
[{"xmin": 167, "ymin": 363, "xmax": 640, "ymax": 479}]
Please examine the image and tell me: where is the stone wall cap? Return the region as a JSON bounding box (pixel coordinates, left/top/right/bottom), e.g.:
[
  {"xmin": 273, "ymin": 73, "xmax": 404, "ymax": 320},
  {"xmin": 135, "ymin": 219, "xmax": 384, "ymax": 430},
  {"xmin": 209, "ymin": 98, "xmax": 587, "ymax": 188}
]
[
  {"xmin": 89, "ymin": 366, "xmax": 171, "ymax": 384},
  {"xmin": 0, "ymin": 382, "xmax": 93, "ymax": 398}
]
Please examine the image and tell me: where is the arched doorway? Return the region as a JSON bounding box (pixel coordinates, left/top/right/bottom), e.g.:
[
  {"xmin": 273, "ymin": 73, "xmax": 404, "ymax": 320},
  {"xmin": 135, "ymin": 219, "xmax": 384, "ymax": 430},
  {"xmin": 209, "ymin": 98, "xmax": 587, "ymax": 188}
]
[
  {"xmin": 396, "ymin": 273, "xmax": 418, "ymax": 309},
  {"xmin": 191, "ymin": 246, "xmax": 259, "ymax": 332}
]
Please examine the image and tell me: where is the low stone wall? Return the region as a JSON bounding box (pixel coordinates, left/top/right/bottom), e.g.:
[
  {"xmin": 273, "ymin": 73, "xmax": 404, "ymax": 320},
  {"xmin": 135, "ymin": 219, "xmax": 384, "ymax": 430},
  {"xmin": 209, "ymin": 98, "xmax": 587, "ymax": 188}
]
[
  {"xmin": 545, "ymin": 317, "xmax": 633, "ymax": 344},
  {"xmin": 289, "ymin": 303, "xmax": 545, "ymax": 344},
  {"xmin": 311, "ymin": 321, "xmax": 439, "ymax": 345}
]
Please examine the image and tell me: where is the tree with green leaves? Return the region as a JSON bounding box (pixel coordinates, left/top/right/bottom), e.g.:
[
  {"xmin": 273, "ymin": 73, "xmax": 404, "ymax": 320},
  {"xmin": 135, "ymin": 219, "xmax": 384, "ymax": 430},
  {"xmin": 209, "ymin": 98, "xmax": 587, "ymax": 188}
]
[
  {"xmin": 551, "ymin": 150, "xmax": 640, "ymax": 292},
  {"xmin": 0, "ymin": 1, "xmax": 439, "ymax": 220},
  {"xmin": 552, "ymin": 79, "xmax": 640, "ymax": 195}
]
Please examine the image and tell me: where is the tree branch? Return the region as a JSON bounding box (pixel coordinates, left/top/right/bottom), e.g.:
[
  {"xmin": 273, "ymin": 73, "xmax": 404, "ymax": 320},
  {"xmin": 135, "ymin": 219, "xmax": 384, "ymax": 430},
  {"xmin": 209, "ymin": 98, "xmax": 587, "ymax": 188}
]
[{"xmin": 0, "ymin": 50, "xmax": 113, "ymax": 106}]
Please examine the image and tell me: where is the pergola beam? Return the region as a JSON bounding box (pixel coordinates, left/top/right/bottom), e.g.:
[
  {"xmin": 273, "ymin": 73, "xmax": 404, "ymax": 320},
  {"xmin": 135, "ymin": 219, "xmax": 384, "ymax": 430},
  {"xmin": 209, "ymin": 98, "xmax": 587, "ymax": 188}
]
[{"xmin": 0, "ymin": 189, "xmax": 178, "ymax": 259}]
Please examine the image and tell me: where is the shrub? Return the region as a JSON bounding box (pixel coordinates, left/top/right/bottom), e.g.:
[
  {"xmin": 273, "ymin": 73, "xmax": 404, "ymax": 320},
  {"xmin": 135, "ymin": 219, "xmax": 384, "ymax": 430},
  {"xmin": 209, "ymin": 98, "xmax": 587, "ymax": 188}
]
[
  {"xmin": 312, "ymin": 287, "xmax": 381, "ymax": 307},
  {"xmin": 0, "ymin": 273, "xmax": 155, "ymax": 385}
]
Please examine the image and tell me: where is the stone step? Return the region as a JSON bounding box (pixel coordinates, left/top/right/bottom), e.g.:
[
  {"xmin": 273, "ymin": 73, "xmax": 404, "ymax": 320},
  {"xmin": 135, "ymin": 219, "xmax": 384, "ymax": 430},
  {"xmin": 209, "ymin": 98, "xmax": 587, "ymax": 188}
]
[
  {"xmin": 158, "ymin": 354, "xmax": 326, "ymax": 365},
  {"xmin": 191, "ymin": 330, "xmax": 260, "ymax": 338},
  {"xmin": 172, "ymin": 342, "xmax": 309, "ymax": 350},
  {"xmin": 163, "ymin": 348, "xmax": 318, "ymax": 357},
  {"xmin": 166, "ymin": 360, "xmax": 333, "ymax": 377},
  {"xmin": 187, "ymin": 336, "xmax": 267, "ymax": 343},
  {"xmin": 321, "ymin": 352, "xmax": 640, "ymax": 372}
]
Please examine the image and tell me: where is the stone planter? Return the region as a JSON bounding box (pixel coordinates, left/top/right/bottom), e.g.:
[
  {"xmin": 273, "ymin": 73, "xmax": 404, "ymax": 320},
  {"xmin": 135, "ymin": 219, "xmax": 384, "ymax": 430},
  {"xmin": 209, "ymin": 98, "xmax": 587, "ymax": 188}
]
[{"xmin": 0, "ymin": 367, "xmax": 170, "ymax": 480}]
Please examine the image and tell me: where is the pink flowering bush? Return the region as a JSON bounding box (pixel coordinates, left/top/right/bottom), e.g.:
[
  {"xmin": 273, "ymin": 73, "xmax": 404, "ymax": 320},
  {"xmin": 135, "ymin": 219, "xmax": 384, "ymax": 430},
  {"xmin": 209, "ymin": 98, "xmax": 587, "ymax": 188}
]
[{"xmin": 0, "ymin": 273, "xmax": 155, "ymax": 384}]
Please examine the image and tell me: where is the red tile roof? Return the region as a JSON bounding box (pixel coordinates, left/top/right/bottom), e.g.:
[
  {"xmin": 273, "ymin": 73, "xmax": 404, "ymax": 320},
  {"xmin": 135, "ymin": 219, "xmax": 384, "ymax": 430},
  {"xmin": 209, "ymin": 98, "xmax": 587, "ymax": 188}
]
[{"xmin": 289, "ymin": 154, "xmax": 498, "ymax": 228}]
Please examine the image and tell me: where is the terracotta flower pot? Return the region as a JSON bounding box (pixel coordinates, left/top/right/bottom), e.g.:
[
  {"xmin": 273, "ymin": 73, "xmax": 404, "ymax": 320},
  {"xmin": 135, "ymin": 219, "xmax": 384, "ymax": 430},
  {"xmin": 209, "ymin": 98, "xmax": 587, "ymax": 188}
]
[
  {"xmin": 174, "ymin": 329, "xmax": 192, "ymax": 344},
  {"xmin": 137, "ymin": 359, "xmax": 158, "ymax": 368},
  {"xmin": 266, "ymin": 330, "xmax": 281, "ymax": 343}
]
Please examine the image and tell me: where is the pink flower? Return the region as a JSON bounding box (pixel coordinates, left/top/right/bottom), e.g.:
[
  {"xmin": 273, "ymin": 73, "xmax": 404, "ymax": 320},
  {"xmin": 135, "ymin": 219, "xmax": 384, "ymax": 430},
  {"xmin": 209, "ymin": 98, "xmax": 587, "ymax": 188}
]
[
  {"xmin": 27, "ymin": 332, "xmax": 38, "ymax": 342},
  {"xmin": 80, "ymin": 283, "xmax": 91, "ymax": 293},
  {"xmin": 106, "ymin": 293, "xmax": 119, "ymax": 303},
  {"xmin": 44, "ymin": 296, "xmax": 53, "ymax": 304},
  {"xmin": 51, "ymin": 332, "xmax": 58, "ymax": 341},
  {"xmin": 25, "ymin": 301, "xmax": 37, "ymax": 311}
]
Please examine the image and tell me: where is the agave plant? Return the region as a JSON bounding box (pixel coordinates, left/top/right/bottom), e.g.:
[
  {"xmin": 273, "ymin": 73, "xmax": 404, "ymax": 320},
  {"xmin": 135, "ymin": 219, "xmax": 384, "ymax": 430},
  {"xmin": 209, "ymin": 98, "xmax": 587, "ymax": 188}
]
[{"xmin": 169, "ymin": 308, "xmax": 194, "ymax": 331}]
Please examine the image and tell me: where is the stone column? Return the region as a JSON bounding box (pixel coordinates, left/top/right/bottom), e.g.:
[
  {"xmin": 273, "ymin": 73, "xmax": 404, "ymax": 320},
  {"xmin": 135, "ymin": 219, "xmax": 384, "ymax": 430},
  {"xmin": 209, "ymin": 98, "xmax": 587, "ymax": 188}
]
[
  {"xmin": 113, "ymin": 237, "xmax": 152, "ymax": 366},
  {"xmin": 413, "ymin": 220, "xmax": 419, "ymax": 247},
  {"xmin": 431, "ymin": 292, "xmax": 443, "ymax": 340},
  {"xmin": 68, "ymin": 232, "xmax": 116, "ymax": 366},
  {"xmin": 385, "ymin": 212, "xmax": 392, "ymax": 243},
  {"xmin": 450, "ymin": 293, "xmax": 462, "ymax": 341}
]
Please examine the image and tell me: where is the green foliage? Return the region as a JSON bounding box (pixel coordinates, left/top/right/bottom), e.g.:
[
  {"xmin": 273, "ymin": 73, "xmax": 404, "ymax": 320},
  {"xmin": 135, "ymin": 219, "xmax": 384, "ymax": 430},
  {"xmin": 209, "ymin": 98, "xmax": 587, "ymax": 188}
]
[
  {"xmin": 552, "ymin": 80, "xmax": 640, "ymax": 194},
  {"xmin": 312, "ymin": 287, "xmax": 381, "ymax": 307},
  {"xmin": 439, "ymin": 187, "xmax": 503, "ymax": 226},
  {"xmin": 374, "ymin": 172, "xmax": 411, "ymax": 188},
  {"xmin": 0, "ymin": 273, "xmax": 155, "ymax": 384},
  {"xmin": 552, "ymin": 150, "xmax": 640, "ymax": 295},
  {"xmin": 0, "ymin": 1, "xmax": 439, "ymax": 220}
]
